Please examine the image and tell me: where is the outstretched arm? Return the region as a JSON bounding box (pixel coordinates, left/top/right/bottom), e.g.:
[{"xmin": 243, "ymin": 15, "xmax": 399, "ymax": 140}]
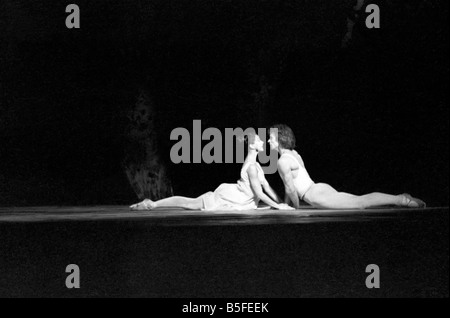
[
  {"xmin": 278, "ymin": 158, "xmax": 301, "ymax": 209},
  {"xmin": 248, "ymin": 165, "xmax": 284, "ymax": 209},
  {"xmin": 262, "ymin": 180, "xmax": 282, "ymax": 203}
]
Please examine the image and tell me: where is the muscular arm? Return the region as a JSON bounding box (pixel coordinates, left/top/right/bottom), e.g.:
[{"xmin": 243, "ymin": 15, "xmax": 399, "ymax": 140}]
[
  {"xmin": 248, "ymin": 165, "xmax": 281, "ymax": 209},
  {"xmin": 277, "ymin": 158, "xmax": 301, "ymax": 209},
  {"xmin": 284, "ymin": 192, "xmax": 292, "ymax": 205}
]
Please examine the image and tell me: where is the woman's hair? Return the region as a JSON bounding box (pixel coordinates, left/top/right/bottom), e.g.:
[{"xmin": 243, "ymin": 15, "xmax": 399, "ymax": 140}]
[
  {"xmin": 270, "ymin": 124, "xmax": 296, "ymax": 149},
  {"xmin": 236, "ymin": 130, "xmax": 257, "ymax": 146}
]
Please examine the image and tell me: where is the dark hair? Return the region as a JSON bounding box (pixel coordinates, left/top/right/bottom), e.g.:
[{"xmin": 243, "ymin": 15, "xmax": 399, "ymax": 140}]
[{"xmin": 270, "ymin": 124, "xmax": 296, "ymax": 150}]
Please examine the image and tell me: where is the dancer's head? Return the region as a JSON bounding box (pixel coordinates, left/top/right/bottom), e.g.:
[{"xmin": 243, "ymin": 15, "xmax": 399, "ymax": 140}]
[
  {"xmin": 268, "ymin": 124, "xmax": 296, "ymax": 151},
  {"xmin": 237, "ymin": 131, "xmax": 264, "ymax": 153}
]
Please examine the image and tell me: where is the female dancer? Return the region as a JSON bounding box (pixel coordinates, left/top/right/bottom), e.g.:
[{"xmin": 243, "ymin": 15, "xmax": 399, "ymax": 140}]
[
  {"xmin": 130, "ymin": 132, "xmax": 293, "ymax": 211},
  {"xmin": 269, "ymin": 124, "xmax": 426, "ymax": 209}
]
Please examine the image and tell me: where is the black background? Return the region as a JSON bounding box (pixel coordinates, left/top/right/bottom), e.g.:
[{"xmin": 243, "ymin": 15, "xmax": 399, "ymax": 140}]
[{"xmin": 1, "ymin": 0, "xmax": 448, "ymax": 207}]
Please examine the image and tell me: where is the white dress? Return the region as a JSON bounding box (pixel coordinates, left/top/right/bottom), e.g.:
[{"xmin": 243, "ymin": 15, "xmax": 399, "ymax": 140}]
[{"xmin": 201, "ymin": 162, "xmax": 267, "ymax": 211}]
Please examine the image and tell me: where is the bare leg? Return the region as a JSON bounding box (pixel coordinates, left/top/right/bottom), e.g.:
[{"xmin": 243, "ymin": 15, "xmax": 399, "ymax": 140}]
[
  {"xmin": 153, "ymin": 196, "xmax": 204, "ymax": 210},
  {"xmin": 130, "ymin": 196, "xmax": 204, "ymax": 210},
  {"xmin": 304, "ymin": 183, "xmax": 424, "ymax": 209}
]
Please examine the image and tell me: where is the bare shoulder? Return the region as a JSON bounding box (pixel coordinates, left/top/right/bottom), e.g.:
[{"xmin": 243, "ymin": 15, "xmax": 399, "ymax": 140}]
[
  {"xmin": 277, "ymin": 156, "xmax": 290, "ymax": 166},
  {"xmin": 277, "ymin": 156, "xmax": 292, "ymax": 173},
  {"xmin": 246, "ymin": 163, "xmax": 259, "ymax": 176},
  {"xmin": 291, "ymin": 149, "xmax": 302, "ymax": 159}
]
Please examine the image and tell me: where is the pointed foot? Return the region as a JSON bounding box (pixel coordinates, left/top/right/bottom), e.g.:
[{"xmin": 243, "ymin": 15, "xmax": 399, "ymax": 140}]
[
  {"xmin": 129, "ymin": 199, "xmax": 156, "ymax": 210},
  {"xmin": 401, "ymin": 193, "xmax": 426, "ymax": 208}
]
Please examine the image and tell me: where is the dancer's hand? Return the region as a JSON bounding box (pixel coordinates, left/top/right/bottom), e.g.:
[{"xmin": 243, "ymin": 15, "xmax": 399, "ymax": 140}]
[{"xmin": 277, "ymin": 203, "xmax": 295, "ymax": 210}]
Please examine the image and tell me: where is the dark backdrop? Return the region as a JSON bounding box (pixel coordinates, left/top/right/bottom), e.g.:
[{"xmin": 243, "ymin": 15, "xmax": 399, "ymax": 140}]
[{"xmin": 0, "ymin": 0, "xmax": 448, "ymax": 206}]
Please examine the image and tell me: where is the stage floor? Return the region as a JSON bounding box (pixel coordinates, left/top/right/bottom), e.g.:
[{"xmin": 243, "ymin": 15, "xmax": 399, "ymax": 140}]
[
  {"xmin": 0, "ymin": 205, "xmax": 448, "ymax": 298},
  {"xmin": 0, "ymin": 205, "xmax": 445, "ymax": 225}
]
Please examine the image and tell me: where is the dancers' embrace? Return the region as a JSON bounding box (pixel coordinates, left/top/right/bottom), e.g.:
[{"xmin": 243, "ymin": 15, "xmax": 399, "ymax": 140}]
[{"xmin": 130, "ymin": 124, "xmax": 425, "ymax": 211}]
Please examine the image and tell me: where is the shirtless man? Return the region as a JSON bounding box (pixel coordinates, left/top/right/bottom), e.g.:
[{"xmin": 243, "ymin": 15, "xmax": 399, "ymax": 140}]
[{"xmin": 268, "ymin": 124, "xmax": 426, "ymax": 209}]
